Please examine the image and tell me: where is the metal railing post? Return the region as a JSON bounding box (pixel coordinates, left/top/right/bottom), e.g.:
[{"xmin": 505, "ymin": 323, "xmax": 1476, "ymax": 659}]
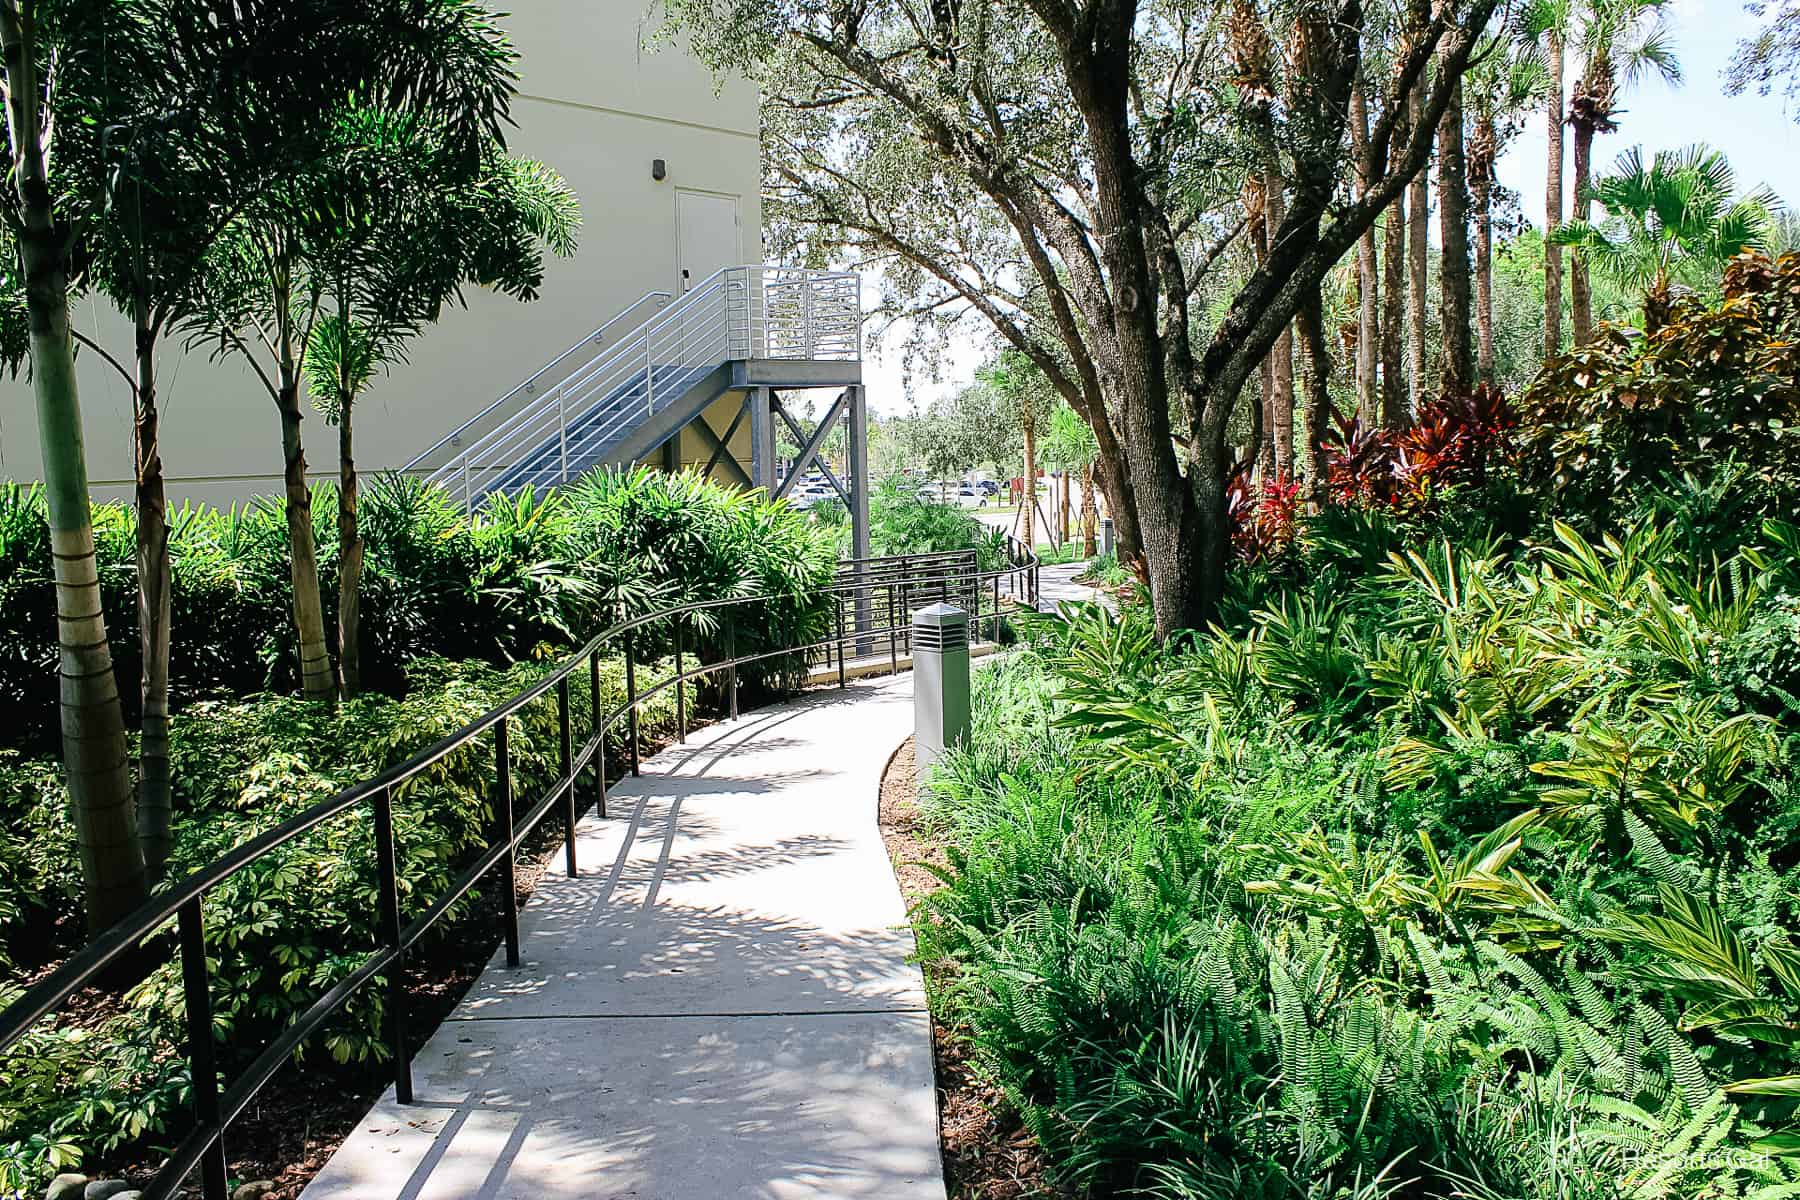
[
  {"xmin": 835, "ymin": 596, "xmax": 848, "ymax": 688},
  {"xmin": 461, "ymin": 456, "xmax": 472, "ymax": 509},
  {"xmin": 804, "ymin": 274, "xmax": 816, "ymax": 357},
  {"xmin": 558, "ymin": 390, "xmax": 569, "ymax": 483},
  {"xmin": 727, "ymin": 616, "xmax": 739, "ymax": 721},
  {"xmin": 644, "ymin": 333, "xmax": 655, "ymax": 416},
  {"xmin": 179, "ymin": 896, "xmax": 230, "ymax": 1200},
  {"xmin": 373, "ymin": 785, "xmax": 412, "ymax": 1105},
  {"xmin": 590, "ymin": 651, "xmax": 607, "ymax": 819},
  {"xmin": 625, "ymin": 636, "xmax": 641, "ymax": 776},
  {"xmin": 496, "ymin": 718, "xmax": 521, "ymax": 969},
  {"xmin": 675, "ymin": 620, "xmax": 687, "ymax": 743},
  {"xmin": 558, "ymin": 678, "xmax": 577, "ymax": 878},
  {"xmin": 993, "ymin": 574, "xmax": 1002, "ymax": 644},
  {"xmin": 887, "ymin": 585, "xmax": 899, "ymax": 675}
]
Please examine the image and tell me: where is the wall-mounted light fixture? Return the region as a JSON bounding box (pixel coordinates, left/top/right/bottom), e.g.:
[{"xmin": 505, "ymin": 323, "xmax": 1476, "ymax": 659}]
[{"xmin": 651, "ymin": 158, "xmax": 667, "ymax": 182}]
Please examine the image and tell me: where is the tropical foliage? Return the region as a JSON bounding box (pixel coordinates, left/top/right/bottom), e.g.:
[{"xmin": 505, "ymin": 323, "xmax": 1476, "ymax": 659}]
[
  {"xmin": 0, "ymin": 468, "xmax": 836, "ymax": 752},
  {"xmin": 917, "ymin": 472, "xmax": 1800, "ymax": 1197}
]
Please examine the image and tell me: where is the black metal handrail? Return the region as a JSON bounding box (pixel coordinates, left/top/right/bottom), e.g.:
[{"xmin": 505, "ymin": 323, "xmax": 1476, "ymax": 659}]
[{"xmin": 0, "ymin": 539, "xmax": 1039, "ymax": 1200}]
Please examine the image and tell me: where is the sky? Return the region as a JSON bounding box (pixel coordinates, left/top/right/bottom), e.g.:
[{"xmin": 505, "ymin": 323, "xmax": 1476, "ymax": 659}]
[{"xmin": 860, "ymin": 0, "xmax": 1797, "ymax": 420}]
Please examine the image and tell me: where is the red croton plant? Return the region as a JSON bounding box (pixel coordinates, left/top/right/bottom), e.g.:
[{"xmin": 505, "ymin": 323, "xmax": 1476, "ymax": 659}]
[{"xmin": 1229, "ymin": 385, "xmax": 1518, "ymax": 565}]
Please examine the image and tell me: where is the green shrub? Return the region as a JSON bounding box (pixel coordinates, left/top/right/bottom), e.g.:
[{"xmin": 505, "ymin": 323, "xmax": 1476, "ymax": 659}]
[
  {"xmin": 0, "ymin": 655, "xmax": 678, "ymax": 1187},
  {"xmin": 0, "ymin": 468, "xmax": 837, "ymax": 751},
  {"xmin": 915, "ymin": 486, "xmax": 1800, "ymax": 1197},
  {"xmin": 1518, "ymin": 251, "xmax": 1800, "ymax": 532}
]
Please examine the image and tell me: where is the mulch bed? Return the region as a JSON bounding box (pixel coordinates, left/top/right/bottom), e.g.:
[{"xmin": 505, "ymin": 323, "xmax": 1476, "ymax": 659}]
[{"xmin": 877, "ymin": 740, "xmax": 1070, "ymax": 1200}]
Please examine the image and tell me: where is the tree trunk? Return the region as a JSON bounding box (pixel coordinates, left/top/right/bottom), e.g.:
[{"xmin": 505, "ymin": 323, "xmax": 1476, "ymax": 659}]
[
  {"xmin": 1472, "ymin": 113, "xmax": 1497, "ymax": 381},
  {"xmin": 1267, "ymin": 172, "xmax": 1294, "ymax": 473},
  {"xmin": 1081, "ymin": 462, "xmax": 1097, "ymax": 558},
  {"xmin": 1569, "ymin": 105, "xmax": 1595, "ymax": 344},
  {"xmin": 1019, "ymin": 408, "xmax": 1036, "ymax": 550},
  {"xmin": 1246, "ymin": 181, "xmax": 1275, "ymax": 475},
  {"xmin": 1350, "ymin": 82, "xmax": 1380, "ymax": 426},
  {"xmin": 1545, "ymin": 28, "xmax": 1566, "ymax": 362},
  {"xmin": 3, "ymin": 6, "xmax": 148, "ymax": 933},
  {"xmin": 1406, "ymin": 79, "xmax": 1432, "ymax": 408},
  {"xmin": 1381, "ymin": 198, "xmax": 1407, "ymax": 428},
  {"xmin": 336, "ymin": 399, "xmax": 363, "ymax": 697},
  {"xmin": 1296, "ymin": 291, "xmax": 1332, "ymax": 505},
  {"xmin": 133, "ymin": 308, "xmax": 173, "ymax": 880},
  {"xmin": 1437, "ymin": 79, "xmax": 1474, "ymax": 395},
  {"xmin": 1058, "ymin": 468, "xmax": 1071, "ymax": 549},
  {"xmin": 276, "ymin": 359, "xmax": 336, "ymax": 700}
]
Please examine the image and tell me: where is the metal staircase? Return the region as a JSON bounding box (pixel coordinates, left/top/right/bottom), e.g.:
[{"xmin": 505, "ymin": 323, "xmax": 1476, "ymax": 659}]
[{"xmin": 404, "ymin": 267, "xmax": 862, "ymax": 508}]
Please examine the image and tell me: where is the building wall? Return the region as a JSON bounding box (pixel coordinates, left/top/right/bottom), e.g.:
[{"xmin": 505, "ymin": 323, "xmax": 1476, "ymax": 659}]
[{"xmin": 0, "ymin": 1, "xmax": 761, "ymax": 507}]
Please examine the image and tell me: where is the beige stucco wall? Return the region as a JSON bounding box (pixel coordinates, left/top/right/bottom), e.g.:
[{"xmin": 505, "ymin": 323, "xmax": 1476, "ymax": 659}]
[{"xmin": 0, "ymin": 1, "xmax": 761, "ymax": 507}]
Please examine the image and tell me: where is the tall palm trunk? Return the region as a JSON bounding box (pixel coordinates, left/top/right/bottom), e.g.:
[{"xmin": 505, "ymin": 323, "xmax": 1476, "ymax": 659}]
[
  {"xmin": 1568, "ymin": 60, "xmax": 1614, "ymax": 345},
  {"xmin": 1245, "ymin": 176, "xmax": 1275, "ymax": 474},
  {"xmin": 336, "ymin": 398, "xmax": 363, "ymax": 696},
  {"xmin": 1470, "ymin": 112, "xmax": 1497, "ymax": 380},
  {"xmin": 1296, "ymin": 291, "xmax": 1332, "ymax": 505},
  {"xmin": 1350, "ymin": 81, "xmax": 1380, "ymax": 426},
  {"xmin": 132, "ymin": 303, "xmax": 174, "ymax": 880},
  {"xmin": 1381, "ymin": 199, "xmax": 1407, "ymax": 428},
  {"xmin": 1437, "ymin": 79, "xmax": 1474, "ymax": 394},
  {"xmin": 3, "ymin": 4, "xmax": 148, "ymax": 933},
  {"xmin": 1019, "ymin": 406, "xmax": 1036, "ymax": 550},
  {"xmin": 1406, "ymin": 80, "xmax": 1432, "ymax": 407},
  {"xmin": 272, "ymin": 304, "xmax": 335, "ymax": 700},
  {"xmin": 1080, "ymin": 462, "xmax": 1097, "ymax": 557},
  {"xmin": 1545, "ymin": 28, "xmax": 1566, "ymax": 361},
  {"xmin": 1267, "ymin": 170, "xmax": 1295, "ymax": 473}
]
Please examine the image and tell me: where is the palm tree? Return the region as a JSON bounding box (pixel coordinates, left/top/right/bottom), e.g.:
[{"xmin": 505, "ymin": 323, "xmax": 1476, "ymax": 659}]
[
  {"xmin": 2, "ymin": 1, "xmax": 148, "ymax": 931},
  {"xmin": 1521, "ymin": 0, "xmax": 1577, "ymax": 364},
  {"xmin": 1468, "ymin": 37, "xmax": 1550, "ymax": 379},
  {"xmin": 186, "ymin": 0, "xmax": 518, "ymax": 702},
  {"xmin": 305, "ymin": 113, "xmax": 579, "ymax": 693},
  {"xmin": 1437, "ymin": 76, "xmax": 1474, "ymax": 395},
  {"xmin": 1552, "ymin": 144, "xmax": 1780, "ymax": 325},
  {"xmin": 1567, "ymin": 0, "xmax": 1682, "ymax": 343}
]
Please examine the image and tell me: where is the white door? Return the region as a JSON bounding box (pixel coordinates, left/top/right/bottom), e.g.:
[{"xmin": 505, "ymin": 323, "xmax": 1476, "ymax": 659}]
[{"xmin": 676, "ymin": 190, "xmax": 740, "ymax": 295}]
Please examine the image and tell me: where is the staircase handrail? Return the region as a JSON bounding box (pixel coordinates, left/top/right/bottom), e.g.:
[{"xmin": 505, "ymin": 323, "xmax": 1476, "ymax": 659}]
[
  {"xmin": 423, "ymin": 267, "xmax": 862, "ymax": 505},
  {"xmin": 401, "ymin": 289, "xmax": 673, "ymax": 474}
]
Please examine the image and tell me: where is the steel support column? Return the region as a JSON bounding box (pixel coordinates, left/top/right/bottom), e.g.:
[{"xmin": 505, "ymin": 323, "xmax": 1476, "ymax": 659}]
[
  {"xmin": 846, "ymin": 384, "xmax": 872, "ymax": 651},
  {"xmin": 748, "ymin": 385, "xmax": 776, "ymax": 493}
]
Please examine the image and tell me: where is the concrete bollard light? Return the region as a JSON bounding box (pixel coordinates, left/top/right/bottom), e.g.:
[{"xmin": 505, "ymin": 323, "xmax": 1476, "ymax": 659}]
[
  {"xmin": 913, "ymin": 603, "xmax": 971, "ymax": 782},
  {"xmin": 1100, "ymin": 516, "xmax": 1115, "ymax": 557}
]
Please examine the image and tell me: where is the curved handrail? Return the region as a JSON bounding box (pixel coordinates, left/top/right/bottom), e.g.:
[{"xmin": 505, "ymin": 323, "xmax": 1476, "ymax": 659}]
[
  {"xmin": 0, "ymin": 537, "xmax": 1039, "ymax": 1200},
  {"xmin": 401, "ymin": 290, "xmax": 674, "ymax": 474}
]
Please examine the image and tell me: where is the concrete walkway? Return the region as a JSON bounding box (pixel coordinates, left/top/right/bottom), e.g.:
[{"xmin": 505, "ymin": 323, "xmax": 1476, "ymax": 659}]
[
  {"xmin": 303, "ymin": 674, "xmax": 942, "ymax": 1200},
  {"xmin": 1036, "ymin": 560, "xmax": 1113, "ymax": 613}
]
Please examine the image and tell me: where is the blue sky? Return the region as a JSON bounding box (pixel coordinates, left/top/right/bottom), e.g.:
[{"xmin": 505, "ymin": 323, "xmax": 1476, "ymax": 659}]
[{"xmin": 1498, "ymin": 0, "xmax": 1800, "ymax": 226}]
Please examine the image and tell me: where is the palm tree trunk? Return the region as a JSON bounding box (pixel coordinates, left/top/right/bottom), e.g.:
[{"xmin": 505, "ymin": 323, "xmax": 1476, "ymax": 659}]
[
  {"xmin": 1296, "ymin": 291, "xmax": 1332, "ymax": 505},
  {"xmin": 1081, "ymin": 462, "xmax": 1097, "ymax": 557},
  {"xmin": 1471, "ymin": 112, "xmax": 1497, "ymax": 381},
  {"xmin": 1570, "ymin": 112, "xmax": 1595, "ymax": 344},
  {"xmin": 1019, "ymin": 407, "xmax": 1036, "ymax": 550},
  {"xmin": 133, "ymin": 306, "xmax": 174, "ymax": 880},
  {"xmin": 1437, "ymin": 79, "xmax": 1474, "ymax": 395},
  {"xmin": 1545, "ymin": 28, "xmax": 1566, "ymax": 362},
  {"xmin": 1406, "ymin": 80, "xmax": 1432, "ymax": 407},
  {"xmin": 337, "ymin": 396, "xmax": 363, "ymax": 697},
  {"xmin": 275, "ymin": 326, "xmax": 335, "ymax": 700},
  {"xmin": 1267, "ymin": 171, "xmax": 1295, "ymax": 473},
  {"xmin": 1381, "ymin": 199, "xmax": 1407, "ymax": 428},
  {"xmin": 1058, "ymin": 468, "xmax": 1071, "ymax": 549},
  {"xmin": 3, "ymin": 5, "xmax": 148, "ymax": 933},
  {"xmin": 1244, "ymin": 177, "xmax": 1275, "ymax": 473},
  {"xmin": 1350, "ymin": 81, "xmax": 1380, "ymax": 426}
]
